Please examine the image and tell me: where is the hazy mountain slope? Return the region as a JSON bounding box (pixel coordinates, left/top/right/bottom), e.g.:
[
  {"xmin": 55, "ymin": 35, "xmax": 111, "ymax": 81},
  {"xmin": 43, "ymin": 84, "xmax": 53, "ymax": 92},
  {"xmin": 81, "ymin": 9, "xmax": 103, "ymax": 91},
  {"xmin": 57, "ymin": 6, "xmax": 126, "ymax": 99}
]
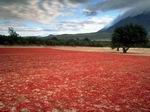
[
  {"xmin": 102, "ymin": 13, "xmax": 150, "ymax": 33},
  {"xmin": 55, "ymin": 32, "xmax": 111, "ymax": 41}
]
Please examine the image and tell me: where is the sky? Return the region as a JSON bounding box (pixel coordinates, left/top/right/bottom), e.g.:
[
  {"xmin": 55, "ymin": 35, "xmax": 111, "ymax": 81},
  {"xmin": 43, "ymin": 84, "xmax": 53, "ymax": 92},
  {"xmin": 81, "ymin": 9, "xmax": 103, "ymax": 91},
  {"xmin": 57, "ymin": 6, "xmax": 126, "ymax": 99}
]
[{"xmin": 0, "ymin": 0, "xmax": 149, "ymax": 36}]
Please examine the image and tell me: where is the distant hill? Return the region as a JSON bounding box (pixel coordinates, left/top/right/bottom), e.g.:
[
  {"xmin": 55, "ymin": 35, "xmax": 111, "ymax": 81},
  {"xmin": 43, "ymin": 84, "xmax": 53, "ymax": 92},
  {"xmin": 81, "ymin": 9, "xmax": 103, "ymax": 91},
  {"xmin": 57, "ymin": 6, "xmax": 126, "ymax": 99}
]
[
  {"xmin": 47, "ymin": 12, "xmax": 150, "ymax": 41},
  {"xmin": 46, "ymin": 31, "xmax": 112, "ymax": 41},
  {"xmin": 46, "ymin": 32, "xmax": 111, "ymax": 41}
]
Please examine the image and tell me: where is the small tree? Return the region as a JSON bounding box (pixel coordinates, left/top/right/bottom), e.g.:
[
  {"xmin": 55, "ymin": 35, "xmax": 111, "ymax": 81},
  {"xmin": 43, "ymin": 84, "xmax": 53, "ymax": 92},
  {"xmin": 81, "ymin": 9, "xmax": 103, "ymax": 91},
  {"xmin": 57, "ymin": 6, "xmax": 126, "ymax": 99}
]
[
  {"xmin": 8, "ymin": 27, "xmax": 19, "ymax": 37},
  {"xmin": 111, "ymin": 24, "xmax": 149, "ymax": 53}
]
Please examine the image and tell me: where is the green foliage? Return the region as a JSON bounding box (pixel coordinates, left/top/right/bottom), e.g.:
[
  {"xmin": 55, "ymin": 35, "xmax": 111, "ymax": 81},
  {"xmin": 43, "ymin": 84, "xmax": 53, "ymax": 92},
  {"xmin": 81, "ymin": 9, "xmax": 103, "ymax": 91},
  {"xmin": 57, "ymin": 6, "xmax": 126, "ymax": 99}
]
[
  {"xmin": 111, "ymin": 24, "xmax": 149, "ymax": 53},
  {"xmin": 0, "ymin": 26, "xmax": 149, "ymax": 48},
  {"xmin": 0, "ymin": 33, "xmax": 111, "ymax": 47}
]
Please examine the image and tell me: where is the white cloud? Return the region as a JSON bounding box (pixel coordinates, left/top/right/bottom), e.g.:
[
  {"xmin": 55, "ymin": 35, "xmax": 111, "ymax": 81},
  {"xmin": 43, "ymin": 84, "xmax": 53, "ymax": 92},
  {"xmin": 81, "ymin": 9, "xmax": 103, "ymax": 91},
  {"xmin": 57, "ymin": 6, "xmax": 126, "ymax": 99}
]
[
  {"xmin": 0, "ymin": 16, "xmax": 114, "ymax": 36},
  {"xmin": 0, "ymin": 0, "xmax": 89, "ymax": 24},
  {"xmin": 78, "ymin": 16, "xmax": 114, "ymax": 33},
  {"xmin": 51, "ymin": 16, "xmax": 114, "ymax": 34}
]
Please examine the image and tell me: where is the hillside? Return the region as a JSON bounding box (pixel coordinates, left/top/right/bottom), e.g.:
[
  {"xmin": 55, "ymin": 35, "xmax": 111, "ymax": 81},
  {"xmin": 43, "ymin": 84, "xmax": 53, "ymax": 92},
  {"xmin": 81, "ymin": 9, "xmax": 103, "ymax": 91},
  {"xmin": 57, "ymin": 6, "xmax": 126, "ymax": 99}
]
[
  {"xmin": 102, "ymin": 12, "xmax": 150, "ymax": 33},
  {"xmin": 52, "ymin": 32, "xmax": 111, "ymax": 41}
]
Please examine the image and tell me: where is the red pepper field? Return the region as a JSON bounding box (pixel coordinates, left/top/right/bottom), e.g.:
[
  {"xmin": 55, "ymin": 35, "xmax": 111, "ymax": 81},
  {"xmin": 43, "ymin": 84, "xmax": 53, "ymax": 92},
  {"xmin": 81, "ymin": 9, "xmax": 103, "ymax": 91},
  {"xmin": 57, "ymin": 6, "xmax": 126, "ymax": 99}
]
[{"xmin": 0, "ymin": 48, "xmax": 150, "ymax": 112}]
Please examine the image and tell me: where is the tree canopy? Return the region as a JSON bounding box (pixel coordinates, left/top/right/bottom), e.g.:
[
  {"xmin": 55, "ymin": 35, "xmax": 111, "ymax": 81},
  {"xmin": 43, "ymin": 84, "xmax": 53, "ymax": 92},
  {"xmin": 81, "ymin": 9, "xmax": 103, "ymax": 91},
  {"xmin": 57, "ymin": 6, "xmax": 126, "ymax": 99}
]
[{"xmin": 111, "ymin": 24, "xmax": 149, "ymax": 53}]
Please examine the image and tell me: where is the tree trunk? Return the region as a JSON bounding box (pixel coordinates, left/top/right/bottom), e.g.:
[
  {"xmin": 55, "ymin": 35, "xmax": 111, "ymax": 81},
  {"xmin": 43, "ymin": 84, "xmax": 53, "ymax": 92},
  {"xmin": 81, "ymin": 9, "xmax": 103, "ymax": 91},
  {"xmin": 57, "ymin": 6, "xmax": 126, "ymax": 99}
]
[
  {"xmin": 122, "ymin": 47, "xmax": 129, "ymax": 53},
  {"xmin": 117, "ymin": 47, "xmax": 119, "ymax": 51}
]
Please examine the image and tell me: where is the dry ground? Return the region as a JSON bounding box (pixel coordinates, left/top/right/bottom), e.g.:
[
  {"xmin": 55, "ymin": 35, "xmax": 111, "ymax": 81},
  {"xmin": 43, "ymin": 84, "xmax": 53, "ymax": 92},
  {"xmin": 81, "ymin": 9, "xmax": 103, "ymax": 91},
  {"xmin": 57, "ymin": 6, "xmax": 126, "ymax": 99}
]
[
  {"xmin": 50, "ymin": 46, "xmax": 150, "ymax": 56},
  {"xmin": 0, "ymin": 46, "xmax": 150, "ymax": 56}
]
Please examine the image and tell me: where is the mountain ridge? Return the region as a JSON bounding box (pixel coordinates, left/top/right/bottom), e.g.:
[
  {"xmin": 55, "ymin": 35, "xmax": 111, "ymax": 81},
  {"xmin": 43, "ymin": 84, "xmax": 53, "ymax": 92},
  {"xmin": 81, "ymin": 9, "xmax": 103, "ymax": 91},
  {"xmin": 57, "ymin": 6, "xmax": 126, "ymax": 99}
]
[{"xmin": 101, "ymin": 12, "xmax": 150, "ymax": 33}]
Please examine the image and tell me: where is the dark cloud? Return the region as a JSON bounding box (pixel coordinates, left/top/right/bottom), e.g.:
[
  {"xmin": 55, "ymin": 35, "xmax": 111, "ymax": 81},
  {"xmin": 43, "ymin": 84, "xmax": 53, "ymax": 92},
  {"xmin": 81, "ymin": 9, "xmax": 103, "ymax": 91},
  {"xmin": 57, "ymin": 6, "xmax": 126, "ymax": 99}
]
[
  {"xmin": 0, "ymin": 8, "xmax": 20, "ymax": 19},
  {"xmin": 83, "ymin": 9, "xmax": 97, "ymax": 16},
  {"xmin": 86, "ymin": 0, "xmax": 150, "ymax": 18},
  {"xmin": 90, "ymin": 0, "xmax": 139, "ymax": 11},
  {"xmin": 0, "ymin": 0, "xmax": 28, "ymax": 5},
  {"xmin": 69, "ymin": 0, "xmax": 90, "ymax": 3}
]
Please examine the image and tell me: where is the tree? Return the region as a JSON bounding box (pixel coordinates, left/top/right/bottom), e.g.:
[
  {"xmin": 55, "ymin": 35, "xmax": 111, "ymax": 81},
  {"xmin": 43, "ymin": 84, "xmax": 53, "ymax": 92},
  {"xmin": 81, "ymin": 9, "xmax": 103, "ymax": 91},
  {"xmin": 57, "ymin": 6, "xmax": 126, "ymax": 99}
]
[
  {"xmin": 111, "ymin": 24, "xmax": 149, "ymax": 53},
  {"xmin": 8, "ymin": 27, "xmax": 19, "ymax": 37}
]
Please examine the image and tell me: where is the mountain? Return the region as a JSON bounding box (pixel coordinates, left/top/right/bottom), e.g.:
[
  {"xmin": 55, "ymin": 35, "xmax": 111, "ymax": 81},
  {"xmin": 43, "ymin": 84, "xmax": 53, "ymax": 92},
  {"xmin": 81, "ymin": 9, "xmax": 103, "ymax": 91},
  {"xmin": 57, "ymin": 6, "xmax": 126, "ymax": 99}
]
[
  {"xmin": 47, "ymin": 12, "xmax": 150, "ymax": 41},
  {"xmin": 101, "ymin": 12, "xmax": 150, "ymax": 33},
  {"xmin": 56, "ymin": 32, "xmax": 111, "ymax": 41},
  {"xmin": 46, "ymin": 32, "xmax": 112, "ymax": 41}
]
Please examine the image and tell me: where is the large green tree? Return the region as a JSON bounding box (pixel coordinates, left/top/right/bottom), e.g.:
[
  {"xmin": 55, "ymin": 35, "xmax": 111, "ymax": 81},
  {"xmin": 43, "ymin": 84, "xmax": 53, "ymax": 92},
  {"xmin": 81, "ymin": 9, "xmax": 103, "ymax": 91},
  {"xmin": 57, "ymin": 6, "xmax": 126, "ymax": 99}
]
[{"xmin": 111, "ymin": 24, "xmax": 149, "ymax": 53}]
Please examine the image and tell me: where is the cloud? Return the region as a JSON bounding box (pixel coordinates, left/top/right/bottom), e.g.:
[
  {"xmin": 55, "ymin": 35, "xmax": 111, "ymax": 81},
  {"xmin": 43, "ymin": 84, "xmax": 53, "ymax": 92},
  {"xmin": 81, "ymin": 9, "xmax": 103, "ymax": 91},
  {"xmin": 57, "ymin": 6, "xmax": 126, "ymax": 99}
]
[
  {"xmin": 0, "ymin": 0, "xmax": 61, "ymax": 23},
  {"xmin": 51, "ymin": 16, "xmax": 113, "ymax": 34},
  {"xmin": 86, "ymin": 0, "xmax": 150, "ymax": 18},
  {"xmin": 0, "ymin": 16, "xmax": 113, "ymax": 36},
  {"xmin": 0, "ymin": 19, "xmax": 52, "ymax": 36},
  {"xmin": 0, "ymin": 0, "xmax": 90, "ymax": 23},
  {"xmin": 0, "ymin": 0, "xmax": 28, "ymax": 5},
  {"xmin": 83, "ymin": 9, "xmax": 97, "ymax": 16}
]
